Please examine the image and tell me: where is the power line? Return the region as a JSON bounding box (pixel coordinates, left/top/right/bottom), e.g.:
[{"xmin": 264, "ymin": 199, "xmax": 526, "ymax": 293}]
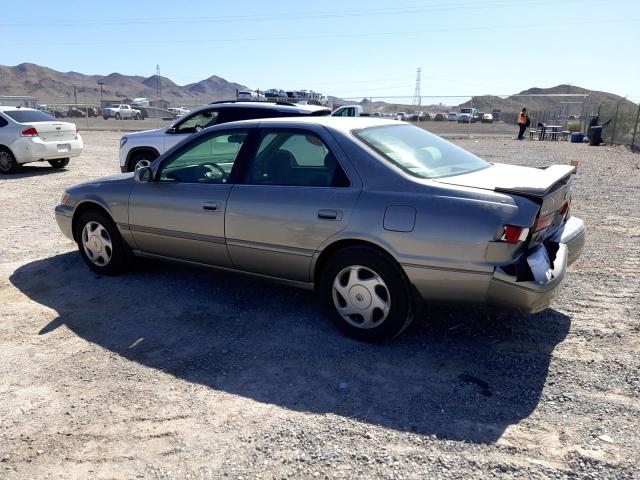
[
  {"xmin": 6, "ymin": 17, "xmax": 637, "ymax": 48},
  {"xmin": 0, "ymin": 0, "xmax": 599, "ymax": 27}
]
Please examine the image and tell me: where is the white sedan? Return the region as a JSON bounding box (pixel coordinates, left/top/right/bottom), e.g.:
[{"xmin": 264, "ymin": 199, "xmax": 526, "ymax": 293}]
[{"xmin": 0, "ymin": 107, "xmax": 83, "ymax": 174}]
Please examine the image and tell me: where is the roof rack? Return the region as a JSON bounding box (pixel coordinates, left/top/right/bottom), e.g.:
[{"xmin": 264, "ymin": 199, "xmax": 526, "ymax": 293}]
[{"xmin": 208, "ymin": 99, "xmax": 302, "ymax": 107}]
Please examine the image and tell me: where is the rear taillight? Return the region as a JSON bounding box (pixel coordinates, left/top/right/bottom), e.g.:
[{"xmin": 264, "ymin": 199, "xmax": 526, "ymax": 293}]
[
  {"xmin": 76, "ymin": 127, "xmax": 80, "ymax": 134},
  {"xmin": 534, "ymin": 214, "xmax": 554, "ymax": 232},
  {"xmin": 20, "ymin": 127, "xmax": 38, "ymax": 137},
  {"xmin": 501, "ymin": 225, "xmax": 529, "ymax": 244}
]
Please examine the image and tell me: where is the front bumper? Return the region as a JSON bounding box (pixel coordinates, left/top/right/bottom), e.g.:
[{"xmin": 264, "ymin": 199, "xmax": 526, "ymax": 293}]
[
  {"xmin": 487, "ymin": 216, "xmax": 585, "ymax": 313},
  {"xmin": 55, "ymin": 204, "xmax": 75, "ymax": 241}
]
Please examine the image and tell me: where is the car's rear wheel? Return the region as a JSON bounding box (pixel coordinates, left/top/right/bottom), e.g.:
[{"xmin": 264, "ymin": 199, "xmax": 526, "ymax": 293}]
[
  {"xmin": 48, "ymin": 158, "xmax": 69, "ymax": 169},
  {"xmin": 75, "ymin": 210, "xmax": 128, "ymax": 275},
  {"xmin": 129, "ymin": 151, "xmax": 158, "ymax": 172},
  {"xmin": 0, "ymin": 148, "xmax": 19, "ymax": 174},
  {"xmin": 320, "ymin": 246, "xmax": 414, "ymax": 341}
]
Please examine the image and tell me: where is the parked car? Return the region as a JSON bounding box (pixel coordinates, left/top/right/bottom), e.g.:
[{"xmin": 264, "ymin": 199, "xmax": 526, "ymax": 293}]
[
  {"xmin": 397, "ymin": 112, "xmax": 407, "ymax": 121},
  {"xmin": 66, "ymin": 107, "xmax": 86, "ymax": 118},
  {"xmin": 481, "ymin": 113, "xmax": 494, "ymax": 123},
  {"xmin": 167, "ymin": 107, "xmax": 190, "ymax": 117},
  {"xmin": 332, "ymin": 105, "xmax": 364, "ymax": 117},
  {"xmin": 237, "ymin": 90, "xmax": 265, "ymax": 101},
  {"xmin": 0, "ymin": 107, "xmax": 83, "ymax": 173},
  {"xmin": 118, "ymin": 101, "xmax": 331, "ymax": 172},
  {"xmin": 434, "ymin": 113, "xmax": 447, "ymax": 121},
  {"xmin": 57, "ymin": 117, "xmax": 585, "ymax": 341},
  {"xmin": 103, "ymin": 104, "xmax": 142, "ymax": 120},
  {"xmin": 447, "ymin": 112, "xmax": 458, "ymax": 121},
  {"xmin": 458, "ymin": 107, "xmax": 478, "ymax": 123}
]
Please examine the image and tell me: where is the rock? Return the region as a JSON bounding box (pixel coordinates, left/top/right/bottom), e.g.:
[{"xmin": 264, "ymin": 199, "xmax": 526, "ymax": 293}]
[{"xmin": 598, "ymin": 434, "xmax": 614, "ymax": 443}]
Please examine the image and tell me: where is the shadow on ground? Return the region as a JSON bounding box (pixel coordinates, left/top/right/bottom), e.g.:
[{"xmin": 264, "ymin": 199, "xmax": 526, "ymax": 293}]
[
  {"xmin": 0, "ymin": 165, "xmax": 67, "ymax": 179},
  {"xmin": 10, "ymin": 252, "xmax": 570, "ymax": 443}
]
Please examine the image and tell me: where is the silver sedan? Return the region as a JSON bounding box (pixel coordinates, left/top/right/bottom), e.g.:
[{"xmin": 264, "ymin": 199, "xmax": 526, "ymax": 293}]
[{"xmin": 55, "ymin": 117, "xmax": 585, "ymax": 341}]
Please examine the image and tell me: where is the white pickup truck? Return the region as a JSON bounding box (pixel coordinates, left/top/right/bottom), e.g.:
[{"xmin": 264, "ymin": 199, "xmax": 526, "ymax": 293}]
[{"xmin": 102, "ymin": 104, "xmax": 142, "ymax": 120}]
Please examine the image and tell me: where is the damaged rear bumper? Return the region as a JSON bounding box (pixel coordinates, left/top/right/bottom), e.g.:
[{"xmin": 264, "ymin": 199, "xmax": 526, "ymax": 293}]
[{"xmin": 487, "ymin": 216, "xmax": 585, "ymax": 314}]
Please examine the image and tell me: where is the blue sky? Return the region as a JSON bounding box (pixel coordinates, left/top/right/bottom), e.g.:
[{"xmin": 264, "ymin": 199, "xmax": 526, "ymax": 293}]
[{"xmin": 2, "ymin": 0, "xmax": 639, "ymax": 101}]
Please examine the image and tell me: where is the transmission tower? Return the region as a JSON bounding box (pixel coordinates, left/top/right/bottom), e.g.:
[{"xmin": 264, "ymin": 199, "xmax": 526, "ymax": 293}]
[
  {"xmin": 412, "ymin": 68, "xmax": 421, "ymax": 106},
  {"xmin": 156, "ymin": 64, "xmax": 162, "ymax": 99}
]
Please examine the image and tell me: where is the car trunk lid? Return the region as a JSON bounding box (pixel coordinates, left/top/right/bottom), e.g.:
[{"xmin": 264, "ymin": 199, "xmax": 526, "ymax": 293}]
[
  {"xmin": 434, "ymin": 163, "xmax": 575, "ymax": 247},
  {"xmin": 28, "ymin": 121, "xmax": 77, "ymax": 142}
]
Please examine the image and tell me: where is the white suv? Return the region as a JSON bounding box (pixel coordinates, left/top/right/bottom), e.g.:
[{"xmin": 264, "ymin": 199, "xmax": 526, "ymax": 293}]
[
  {"xmin": 0, "ymin": 107, "xmax": 83, "ymax": 174},
  {"xmin": 118, "ymin": 101, "xmax": 331, "ymax": 172}
]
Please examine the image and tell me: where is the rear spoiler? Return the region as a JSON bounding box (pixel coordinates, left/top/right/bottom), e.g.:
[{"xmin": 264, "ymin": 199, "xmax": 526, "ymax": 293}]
[{"xmin": 494, "ymin": 165, "xmax": 575, "ymax": 198}]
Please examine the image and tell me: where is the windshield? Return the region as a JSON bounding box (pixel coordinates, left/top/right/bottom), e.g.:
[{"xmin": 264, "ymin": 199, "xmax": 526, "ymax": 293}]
[
  {"xmin": 4, "ymin": 109, "xmax": 56, "ymax": 123},
  {"xmin": 353, "ymin": 124, "xmax": 489, "ymax": 179},
  {"xmin": 460, "ymin": 108, "xmax": 471, "ymax": 114}
]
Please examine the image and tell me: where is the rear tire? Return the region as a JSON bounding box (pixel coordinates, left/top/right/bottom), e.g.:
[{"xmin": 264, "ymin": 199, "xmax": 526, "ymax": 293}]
[
  {"xmin": 0, "ymin": 148, "xmax": 19, "ymax": 174},
  {"xmin": 48, "ymin": 158, "xmax": 69, "ymax": 169},
  {"xmin": 320, "ymin": 246, "xmax": 414, "ymax": 341},
  {"xmin": 115, "ymin": 113, "xmax": 121, "ymax": 120},
  {"xmin": 74, "ymin": 210, "xmax": 128, "ymax": 275}
]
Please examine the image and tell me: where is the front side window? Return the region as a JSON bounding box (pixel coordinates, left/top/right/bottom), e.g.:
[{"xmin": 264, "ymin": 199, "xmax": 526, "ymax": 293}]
[
  {"xmin": 175, "ymin": 109, "xmax": 219, "ymax": 134},
  {"xmin": 354, "ymin": 124, "xmax": 489, "ymax": 179},
  {"xmin": 159, "ymin": 131, "xmax": 247, "ymax": 183},
  {"xmin": 243, "ymin": 131, "xmax": 349, "ymax": 187}
]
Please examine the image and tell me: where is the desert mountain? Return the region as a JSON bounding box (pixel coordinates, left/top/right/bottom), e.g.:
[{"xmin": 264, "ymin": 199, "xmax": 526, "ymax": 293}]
[{"xmin": 0, "ymin": 63, "xmax": 248, "ymax": 103}]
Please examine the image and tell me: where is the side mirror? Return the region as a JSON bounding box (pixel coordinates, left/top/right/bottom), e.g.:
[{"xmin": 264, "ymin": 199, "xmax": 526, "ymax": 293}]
[
  {"xmin": 134, "ymin": 166, "xmax": 153, "ymax": 183},
  {"xmin": 166, "ymin": 126, "xmax": 176, "ymax": 134}
]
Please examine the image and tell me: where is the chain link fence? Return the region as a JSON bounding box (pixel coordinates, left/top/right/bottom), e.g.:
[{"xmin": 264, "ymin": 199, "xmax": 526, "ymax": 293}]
[{"xmin": 2, "ymin": 91, "xmax": 638, "ymax": 150}]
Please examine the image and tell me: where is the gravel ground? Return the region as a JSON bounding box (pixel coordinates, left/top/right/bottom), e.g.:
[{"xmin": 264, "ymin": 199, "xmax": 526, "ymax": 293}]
[{"xmin": 0, "ymin": 131, "xmax": 639, "ymax": 479}]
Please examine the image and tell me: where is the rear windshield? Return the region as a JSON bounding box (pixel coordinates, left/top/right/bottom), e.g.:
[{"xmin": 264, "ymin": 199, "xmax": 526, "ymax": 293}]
[
  {"xmin": 3, "ymin": 110, "xmax": 56, "ymax": 123},
  {"xmin": 353, "ymin": 124, "xmax": 489, "ymax": 179}
]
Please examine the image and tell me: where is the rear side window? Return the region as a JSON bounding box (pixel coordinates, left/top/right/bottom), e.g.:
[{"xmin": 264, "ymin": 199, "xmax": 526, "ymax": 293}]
[
  {"xmin": 4, "ymin": 110, "xmax": 56, "ymax": 123},
  {"xmin": 243, "ymin": 131, "xmax": 349, "ymax": 187}
]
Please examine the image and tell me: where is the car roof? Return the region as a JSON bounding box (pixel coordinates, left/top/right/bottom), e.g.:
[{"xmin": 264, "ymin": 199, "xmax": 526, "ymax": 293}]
[
  {"xmin": 203, "ymin": 101, "xmax": 329, "ymax": 113},
  {"xmin": 0, "ymin": 106, "xmax": 37, "ymax": 112},
  {"xmin": 219, "ymin": 116, "xmax": 401, "ymax": 133}
]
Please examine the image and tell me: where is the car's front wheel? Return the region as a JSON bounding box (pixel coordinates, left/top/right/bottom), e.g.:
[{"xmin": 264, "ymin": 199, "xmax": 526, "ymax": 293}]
[
  {"xmin": 129, "ymin": 151, "xmax": 158, "ymax": 172},
  {"xmin": 0, "ymin": 148, "xmax": 19, "ymax": 174},
  {"xmin": 48, "ymin": 158, "xmax": 69, "ymax": 169},
  {"xmin": 75, "ymin": 210, "xmax": 128, "ymax": 275},
  {"xmin": 115, "ymin": 113, "xmax": 121, "ymax": 120},
  {"xmin": 320, "ymin": 246, "xmax": 414, "ymax": 341}
]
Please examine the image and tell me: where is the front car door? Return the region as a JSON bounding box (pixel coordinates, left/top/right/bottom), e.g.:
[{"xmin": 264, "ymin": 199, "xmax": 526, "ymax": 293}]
[
  {"xmin": 225, "ymin": 126, "xmax": 362, "ymax": 283},
  {"xmin": 164, "ymin": 108, "xmax": 220, "ymax": 152},
  {"xmin": 128, "ymin": 127, "xmax": 251, "ymax": 266}
]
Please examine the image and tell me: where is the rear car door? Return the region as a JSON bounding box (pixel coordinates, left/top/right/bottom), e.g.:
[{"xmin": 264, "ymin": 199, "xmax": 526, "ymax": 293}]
[
  {"xmin": 128, "ymin": 128, "xmax": 251, "ymax": 266},
  {"xmin": 225, "ymin": 126, "xmax": 362, "ymax": 282}
]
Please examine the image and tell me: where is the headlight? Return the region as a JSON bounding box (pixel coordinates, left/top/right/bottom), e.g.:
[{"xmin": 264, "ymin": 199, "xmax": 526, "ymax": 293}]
[
  {"xmin": 61, "ymin": 192, "xmax": 71, "ymax": 206},
  {"xmin": 120, "ymin": 137, "xmax": 128, "ymax": 149}
]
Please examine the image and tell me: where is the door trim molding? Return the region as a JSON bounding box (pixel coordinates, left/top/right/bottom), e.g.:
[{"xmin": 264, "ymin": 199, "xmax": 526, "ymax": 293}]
[
  {"xmin": 128, "ymin": 224, "xmax": 226, "ymax": 245},
  {"xmin": 226, "ymin": 238, "xmax": 315, "ymax": 257}
]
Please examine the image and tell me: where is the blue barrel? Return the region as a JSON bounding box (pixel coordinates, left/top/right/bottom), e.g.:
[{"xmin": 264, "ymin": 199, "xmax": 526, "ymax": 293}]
[{"xmin": 571, "ymin": 133, "xmax": 584, "ymax": 143}]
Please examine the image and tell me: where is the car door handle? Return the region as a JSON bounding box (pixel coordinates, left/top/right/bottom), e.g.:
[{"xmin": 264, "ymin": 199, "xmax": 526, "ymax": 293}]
[
  {"xmin": 318, "ymin": 209, "xmax": 342, "ymax": 221},
  {"xmin": 202, "ymin": 202, "xmax": 220, "ymax": 212}
]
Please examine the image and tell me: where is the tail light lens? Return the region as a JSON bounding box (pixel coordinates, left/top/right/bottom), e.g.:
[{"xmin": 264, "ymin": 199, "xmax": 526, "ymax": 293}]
[
  {"xmin": 534, "ymin": 214, "xmax": 554, "ymax": 232},
  {"xmin": 20, "ymin": 127, "xmax": 38, "ymax": 137},
  {"xmin": 501, "ymin": 225, "xmax": 529, "ymax": 243}
]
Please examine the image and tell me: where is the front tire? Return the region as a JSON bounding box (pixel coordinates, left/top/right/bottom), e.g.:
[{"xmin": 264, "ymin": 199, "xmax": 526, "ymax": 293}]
[
  {"xmin": 48, "ymin": 158, "xmax": 69, "ymax": 169},
  {"xmin": 320, "ymin": 246, "xmax": 414, "ymax": 341},
  {"xmin": 0, "ymin": 148, "xmax": 19, "ymax": 174},
  {"xmin": 129, "ymin": 151, "xmax": 158, "ymax": 172},
  {"xmin": 115, "ymin": 113, "xmax": 121, "ymax": 120},
  {"xmin": 75, "ymin": 210, "xmax": 128, "ymax": 275}
]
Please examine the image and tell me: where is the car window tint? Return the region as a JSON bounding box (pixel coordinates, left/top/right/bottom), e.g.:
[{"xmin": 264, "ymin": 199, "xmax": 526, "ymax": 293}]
[
  {"xmin": 0, "ymin": 116, "xmax": 7, "ymax": 127},
  {"xmin": 4, "ymin": 110, "xmax": 56, "ymax": 123},
  {"xmin": 176, "ymin": 110, "xmax": 218, "ymax": 134},
  {"xmin": 243, "ymin": 131, "xmax": 349, "ymax": 187},
  {"xmin": 159, "ymin": 131, "xmax": 247, "ymax": 184}
]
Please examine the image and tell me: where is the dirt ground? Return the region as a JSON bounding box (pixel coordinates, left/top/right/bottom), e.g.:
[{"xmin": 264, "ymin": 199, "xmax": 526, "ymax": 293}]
[{"xmin": 0, "ymin": 131, "xmax": 638, "ymax": 479}]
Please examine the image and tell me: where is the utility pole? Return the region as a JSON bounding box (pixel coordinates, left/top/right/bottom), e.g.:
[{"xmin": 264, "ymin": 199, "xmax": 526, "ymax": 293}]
[
  {"xmin": 72, "ymin": 85, "xmax": 77, "ymax": 106},
  {"xmin": 97, "ymin": 81, "xmax": 104, "ymax": 102},
  {"xmin": 412, "ymin": 68, "xmax": 422, "ymax": 106},
  {"xmin": 156, "ymin": 64, "xmax": 161, "ymax": 99}
]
